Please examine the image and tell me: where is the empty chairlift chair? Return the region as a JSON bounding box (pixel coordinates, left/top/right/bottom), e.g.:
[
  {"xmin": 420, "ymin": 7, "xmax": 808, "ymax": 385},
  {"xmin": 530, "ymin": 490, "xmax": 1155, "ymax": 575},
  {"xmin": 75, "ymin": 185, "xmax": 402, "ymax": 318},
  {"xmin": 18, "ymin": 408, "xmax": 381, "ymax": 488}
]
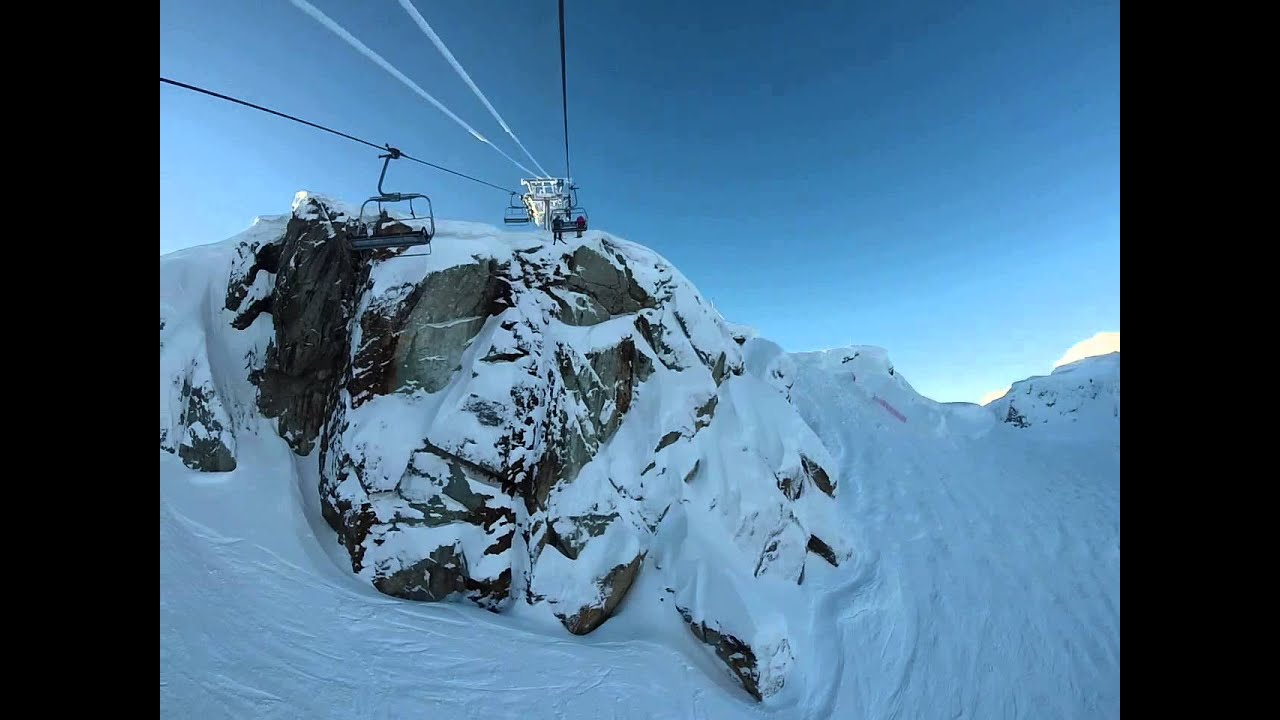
[
  {"xmin": 350, "ymin": 147, "xmax": 435, "ymax": 252},
  {"xmin": 504, "ymin": 192, "xmax": 531, "ymax": 225}
]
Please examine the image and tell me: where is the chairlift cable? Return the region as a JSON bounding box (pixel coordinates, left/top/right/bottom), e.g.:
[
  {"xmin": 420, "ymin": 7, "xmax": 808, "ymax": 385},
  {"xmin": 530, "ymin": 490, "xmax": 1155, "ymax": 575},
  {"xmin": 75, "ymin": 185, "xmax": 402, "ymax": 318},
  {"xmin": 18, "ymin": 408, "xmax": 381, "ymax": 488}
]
[
  {"xmin": 558, "ymin": 0, "xmax": 571, "ymax": 181},
  {"xmin": 159, "ymin": 77, "xmax": 517, "ymax": 194}
]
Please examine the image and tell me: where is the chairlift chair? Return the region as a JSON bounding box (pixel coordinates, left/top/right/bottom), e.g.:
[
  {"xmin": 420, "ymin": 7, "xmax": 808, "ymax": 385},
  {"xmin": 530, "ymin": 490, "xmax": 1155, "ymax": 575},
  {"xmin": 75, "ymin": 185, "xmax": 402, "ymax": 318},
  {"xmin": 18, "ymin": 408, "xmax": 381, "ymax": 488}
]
[
  {"xmin": 504, "ymin": 192, "xmax": 531, "ymax": 224},
  {"xmin": 350, "ymin": 147, "xmax": 435, "ymax": 251},
  {"xmin": 552, "ymin": 206, "xmax": 586, "ymax": 230},
  {"xmin": 566, "ymin": 185, "xmax": 588, "ymax": 230},
  {"xmin": 551, "ymin": 208, "xmax": 589, "ymax": 238}
]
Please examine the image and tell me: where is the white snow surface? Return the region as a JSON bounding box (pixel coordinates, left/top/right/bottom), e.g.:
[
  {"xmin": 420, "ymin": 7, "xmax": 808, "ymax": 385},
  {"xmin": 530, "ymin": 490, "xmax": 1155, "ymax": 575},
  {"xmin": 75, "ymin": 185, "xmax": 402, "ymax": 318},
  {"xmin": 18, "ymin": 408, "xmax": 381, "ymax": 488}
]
[
  {"xmin": 782, "ymin": 344, "xmax": 1120, "ymax": 719},
  {"xmin": 160, "ymin": 196, "xmax": 1119, "ymax": 718}
]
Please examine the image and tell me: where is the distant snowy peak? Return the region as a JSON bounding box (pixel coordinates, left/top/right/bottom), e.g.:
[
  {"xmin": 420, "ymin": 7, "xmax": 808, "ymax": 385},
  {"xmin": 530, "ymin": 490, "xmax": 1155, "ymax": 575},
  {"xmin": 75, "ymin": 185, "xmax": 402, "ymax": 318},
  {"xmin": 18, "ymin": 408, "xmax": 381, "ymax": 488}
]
[{"xmin": 991, "ymin": 352, "xmax": 1120, "ymax": 429}]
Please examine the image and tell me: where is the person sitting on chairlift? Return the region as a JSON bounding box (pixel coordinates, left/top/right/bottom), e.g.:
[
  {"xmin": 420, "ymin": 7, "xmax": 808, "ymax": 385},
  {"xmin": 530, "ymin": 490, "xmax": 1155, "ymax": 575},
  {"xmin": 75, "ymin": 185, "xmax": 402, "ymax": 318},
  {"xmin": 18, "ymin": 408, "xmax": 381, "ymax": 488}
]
[
  {"xmin": 575, "ymin": 215, "xmax": 586, "ymax": 238},
  {"xmin": 552, "ymin": 215, "xmax": 564, "ymax": 243}
]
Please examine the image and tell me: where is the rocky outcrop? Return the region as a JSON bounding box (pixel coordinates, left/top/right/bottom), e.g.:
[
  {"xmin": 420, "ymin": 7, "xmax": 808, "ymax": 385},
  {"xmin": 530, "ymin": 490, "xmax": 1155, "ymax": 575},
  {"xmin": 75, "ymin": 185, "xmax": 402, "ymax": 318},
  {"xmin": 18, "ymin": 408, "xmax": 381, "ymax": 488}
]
[
  {"xmin": 391, "ymin": 261, "xmax": 508, "ymax": 393},
  {"xmin": 990, "ymin": 353, "xmax": 1121, "ymax": 430},
  {"xmin": 160, "ymin": 357, "xmax": 237, "ymax": 472},
  {"xmin": 674, "ymin": 603, "xmax": 791, "ymax": 702},
  {"xmin": 557, "ymin": 553, "xmax": 645, "ymax": 635},
  {"xmin": 1003, "ymin": 403, "xmax": 1031, "ymax": 428},
  {"xmin": 806, "ymin": 534, "xmax": 840, "ymax": 567},
  {"xmin": 225, "ymin": 199, "xmax": 371, "ymax": 455},
  {"xmin": 564, "ymin": 246, "xmax": 654, "ymax": 316},
  {"xmin": 202, "ymin": 192, "xmax": 851, "ymax": 702},
  {"xmin": 801, "ymin": 453, "xmax": 836, "ymax": 497}
]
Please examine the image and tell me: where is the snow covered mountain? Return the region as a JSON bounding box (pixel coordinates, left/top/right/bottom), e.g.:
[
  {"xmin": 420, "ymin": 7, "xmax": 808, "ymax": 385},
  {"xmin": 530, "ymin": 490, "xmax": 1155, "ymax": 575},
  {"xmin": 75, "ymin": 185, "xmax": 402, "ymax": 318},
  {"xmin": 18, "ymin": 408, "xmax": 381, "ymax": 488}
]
[{"xmin": 159, "ymin": 193, "xmax": 1120, "ymax": 718}]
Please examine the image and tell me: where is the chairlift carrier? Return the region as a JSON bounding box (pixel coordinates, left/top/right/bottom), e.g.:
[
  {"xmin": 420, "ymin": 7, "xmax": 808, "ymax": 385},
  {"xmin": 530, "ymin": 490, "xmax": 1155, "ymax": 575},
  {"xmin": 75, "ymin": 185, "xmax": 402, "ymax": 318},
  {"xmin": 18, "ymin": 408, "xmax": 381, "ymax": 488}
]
[
  {"xmin": 503, "ymin": 192, "xmax": 531, "ymax": 224},
  {"xmin": 550, "ymin": 186, "xmax": 589, "ymax": 232},
  {"xmin": 551, "ymin": 206, "xmax": 589, "ymax": 229},
  {"xmin": 350, "ymin": 147, "xmax": 435, "ymax": 252}
]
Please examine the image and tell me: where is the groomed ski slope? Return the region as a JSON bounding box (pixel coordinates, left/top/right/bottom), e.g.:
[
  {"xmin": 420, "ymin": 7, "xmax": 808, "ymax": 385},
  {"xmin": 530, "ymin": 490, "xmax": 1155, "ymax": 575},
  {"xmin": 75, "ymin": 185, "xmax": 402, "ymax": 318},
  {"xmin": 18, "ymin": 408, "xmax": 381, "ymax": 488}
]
[{"xmin": 160, "ymin": 223, "xmax": 1119, "ymax": 720}]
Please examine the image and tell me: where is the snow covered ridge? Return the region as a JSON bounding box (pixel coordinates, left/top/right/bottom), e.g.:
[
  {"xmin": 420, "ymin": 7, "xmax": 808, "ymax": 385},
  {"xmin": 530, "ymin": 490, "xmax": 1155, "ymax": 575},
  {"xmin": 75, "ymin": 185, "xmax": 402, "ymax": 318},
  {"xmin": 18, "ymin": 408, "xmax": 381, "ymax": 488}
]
[
  {"xmin": 989, "ymin": 352, "xmax": 1120, "ymax": 430},
  {"xmin": 159, "ymin": 192, "xmax": 851, "ymax": 701}
]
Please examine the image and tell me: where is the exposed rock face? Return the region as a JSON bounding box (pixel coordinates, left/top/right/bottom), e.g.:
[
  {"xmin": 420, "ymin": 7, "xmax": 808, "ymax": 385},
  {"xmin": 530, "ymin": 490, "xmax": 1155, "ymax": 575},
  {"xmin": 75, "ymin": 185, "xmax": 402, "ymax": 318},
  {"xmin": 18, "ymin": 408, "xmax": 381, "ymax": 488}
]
[
  {"xmin": 801, "ymin": 453, "xmax": 836, "ymax": 497},
  {"xmin": 806, "ymin": 534, "xmax": 840, "ymax": 567},
  {"xmin": 225, "ymin": 205, "xmax": 371, "ymax": 455},
  {"xmin": 160, "ymin": 357, "xmax": 237, "ymax": 472},
  {"xmin": 563, "ymin": 245, "xmax": 654, "ymax": 316},
  {"xmin": 391, "ymin": 261, "xmax": 507, "ymax": 394},
  {"xmin": 670, "ymin": 599, "xmax": 778, "ymax": 702},
  {"xmin": 1003, "ymin": 404, "xmax": 1031, "ymax": 428},
  {"xmin": 557, "ymin": 553, "xmax": 645, "ymax": 635},
  {"xmin": 204, "ymin": 192, "xmax": 851, "ymax": 701},
  {"xmin": 160, "ymin": 283, "xmax": 239, "ymax": 472}
]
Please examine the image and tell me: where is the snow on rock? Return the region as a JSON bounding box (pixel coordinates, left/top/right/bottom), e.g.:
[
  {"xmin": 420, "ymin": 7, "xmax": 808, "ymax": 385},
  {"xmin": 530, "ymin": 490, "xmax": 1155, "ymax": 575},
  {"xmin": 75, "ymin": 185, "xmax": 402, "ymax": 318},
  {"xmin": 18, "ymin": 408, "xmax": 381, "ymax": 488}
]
[
  {"xmin": 784, "ymin": 344, "xmax": 1009, "ymax": 441},
  {"xmin": 161, "ymin": 191, "xmax": 851, "ymax": 701},
  {"xmin": 162, "ymin": 355, "xmax": 237, "ymax": 472},
  {"xmin": 741, "ymin": 335, "xmax": 796, "ymax": 401},
  {"xmin": 225, "ymin": 199, "xmax": 373, "ymax": 455},
  {"xmin": 989, "ymin": 352, "xmax": 1120, "ymax": 431},
  {"xmin": 160, "ymin": 214, "xmax": 289, "ymax": 472},
  {"xmin": 724, "ymin": 320, "xmax": 758, "ymax": 345}
]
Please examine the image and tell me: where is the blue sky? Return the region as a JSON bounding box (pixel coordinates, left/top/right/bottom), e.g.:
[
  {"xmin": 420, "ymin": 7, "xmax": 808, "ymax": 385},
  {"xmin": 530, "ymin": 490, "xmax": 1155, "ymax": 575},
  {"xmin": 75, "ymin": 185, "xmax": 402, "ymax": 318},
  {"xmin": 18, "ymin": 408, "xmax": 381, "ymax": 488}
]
[{"xmin": 160, "ymin": 0, "xmax": 1119, "ymax": 403}]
